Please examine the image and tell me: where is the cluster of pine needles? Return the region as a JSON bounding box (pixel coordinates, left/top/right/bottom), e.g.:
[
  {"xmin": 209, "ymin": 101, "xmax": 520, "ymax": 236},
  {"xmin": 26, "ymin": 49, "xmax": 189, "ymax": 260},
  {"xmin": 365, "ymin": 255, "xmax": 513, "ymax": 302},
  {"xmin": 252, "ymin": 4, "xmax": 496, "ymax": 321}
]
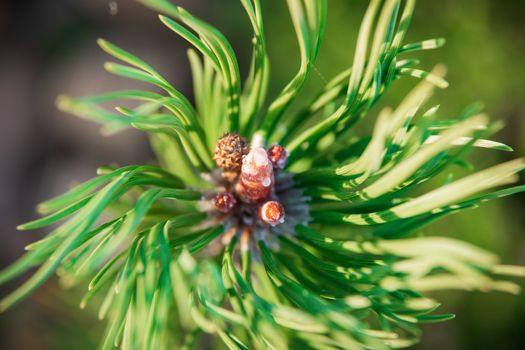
[{"xmin": 1, "ymin": 0, "xmax": 524, "ymax": 349}]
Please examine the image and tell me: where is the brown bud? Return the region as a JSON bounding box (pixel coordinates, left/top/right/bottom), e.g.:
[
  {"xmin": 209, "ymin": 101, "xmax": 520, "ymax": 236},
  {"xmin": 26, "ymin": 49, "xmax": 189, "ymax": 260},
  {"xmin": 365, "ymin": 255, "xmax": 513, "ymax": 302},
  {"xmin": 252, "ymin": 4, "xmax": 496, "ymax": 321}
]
[
  {"xmin": 258, "ymin": 201, "xmax": 285, "ymax": 226},
  {"xmin": 214, "ymin": 192, "xmax": 237, "ymax": 213},
  {"xmin": 235, "ymin": 147, "xmax": 274, "ymax": 203},
  {"xmin": 214, "ymin": 133, "xmax": 249, "ymax": 172},
  {"xmin": 267, "ymin": 144, "xmax": 288, "ymax": 169}
]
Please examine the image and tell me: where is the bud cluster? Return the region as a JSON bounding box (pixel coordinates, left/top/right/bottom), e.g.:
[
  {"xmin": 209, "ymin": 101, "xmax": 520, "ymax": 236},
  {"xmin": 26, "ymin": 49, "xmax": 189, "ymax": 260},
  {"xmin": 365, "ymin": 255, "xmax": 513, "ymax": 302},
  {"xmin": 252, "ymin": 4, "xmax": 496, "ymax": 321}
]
[{"xmin": 211, "ymin": 134, "xmax": 288, "ymax": 228}]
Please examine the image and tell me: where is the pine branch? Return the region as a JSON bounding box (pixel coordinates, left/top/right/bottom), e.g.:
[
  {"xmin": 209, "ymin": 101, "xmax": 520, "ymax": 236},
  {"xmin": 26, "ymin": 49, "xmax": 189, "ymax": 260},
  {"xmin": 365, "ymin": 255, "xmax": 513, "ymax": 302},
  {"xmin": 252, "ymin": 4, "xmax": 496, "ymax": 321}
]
[{"xmin": 1, "ymin": 0, "xmax": 524, "ymax": 349}]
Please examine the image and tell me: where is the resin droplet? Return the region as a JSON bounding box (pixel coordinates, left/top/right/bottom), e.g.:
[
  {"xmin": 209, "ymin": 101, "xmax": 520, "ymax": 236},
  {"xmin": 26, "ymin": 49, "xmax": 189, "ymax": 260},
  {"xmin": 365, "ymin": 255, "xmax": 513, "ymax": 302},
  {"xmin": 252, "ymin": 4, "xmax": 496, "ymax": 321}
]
[
  {"xmin": 267, "ymin": 144, "xmax": 288, "ymax": 169},
  {"xmin": 236, "ymin": 147, "xmax": 274, "ymax": 203},
  {"xmin": 258, "ymin": 201, "xmax": 285, "ymax": 226},
  {"xmin": 213, "ymin": 133, "xmax": 249, "ymax": 172},
  {"xmin": 214, "ymin": 192, "xmax": 237, "ymax": 213}
]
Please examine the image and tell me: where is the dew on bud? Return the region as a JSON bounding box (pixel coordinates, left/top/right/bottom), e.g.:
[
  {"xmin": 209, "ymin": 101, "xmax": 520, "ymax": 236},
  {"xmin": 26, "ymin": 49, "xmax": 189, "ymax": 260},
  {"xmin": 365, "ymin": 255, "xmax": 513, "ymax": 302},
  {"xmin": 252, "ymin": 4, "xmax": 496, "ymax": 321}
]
[{"xmin": 236, "ymin": 147, "xmax": 274, "ymax": 202}]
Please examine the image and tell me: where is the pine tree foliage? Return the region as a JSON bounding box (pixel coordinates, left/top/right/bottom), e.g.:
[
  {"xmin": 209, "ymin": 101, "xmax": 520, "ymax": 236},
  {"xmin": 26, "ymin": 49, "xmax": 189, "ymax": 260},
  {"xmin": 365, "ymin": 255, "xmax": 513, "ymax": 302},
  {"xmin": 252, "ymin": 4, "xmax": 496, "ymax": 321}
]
[{"xmin": 2, "ymin": 0, "xmax": 524, "ymax": 349}]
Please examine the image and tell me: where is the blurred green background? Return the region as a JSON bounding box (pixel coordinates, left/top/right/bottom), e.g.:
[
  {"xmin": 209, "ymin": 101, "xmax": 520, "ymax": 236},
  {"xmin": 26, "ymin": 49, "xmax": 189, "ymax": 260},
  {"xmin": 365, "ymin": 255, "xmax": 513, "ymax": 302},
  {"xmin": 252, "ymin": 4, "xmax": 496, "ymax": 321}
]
[{"xmin": 0, "ymin": 0, "xmax": 524, "ymax": 349}]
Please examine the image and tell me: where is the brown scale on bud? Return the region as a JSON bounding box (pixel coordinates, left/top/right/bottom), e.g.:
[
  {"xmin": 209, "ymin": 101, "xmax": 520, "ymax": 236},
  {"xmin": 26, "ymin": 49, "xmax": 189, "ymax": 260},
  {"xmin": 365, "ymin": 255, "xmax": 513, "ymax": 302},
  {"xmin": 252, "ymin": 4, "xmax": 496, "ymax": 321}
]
[
  {"xmin": 214, "ymin": 192, "xmax": 237, "ymax": 213},
  {"xmin": 258, "ymin": 201, "xmax": 285, "ymax": 226},
  {"xmin": 213, "ymin": 133, "xmax": 249, "ymax": 173},
  {"xmin": 267, "ymin": 144, "xmax": 288, "ymax": 169},
  {"xmin": 235, "ymin": 147, "xmax": 274, "ymax": 203}
]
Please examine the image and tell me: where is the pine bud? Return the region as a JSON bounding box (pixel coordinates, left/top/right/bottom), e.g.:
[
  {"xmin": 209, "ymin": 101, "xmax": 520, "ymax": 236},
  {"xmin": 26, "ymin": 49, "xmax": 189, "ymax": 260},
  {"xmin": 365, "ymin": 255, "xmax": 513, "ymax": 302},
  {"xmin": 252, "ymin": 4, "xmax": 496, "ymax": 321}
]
[
  {"xmin": 236, "ymin": 147, "xmax": 274, "ymax": 203},
  {"xmin": 214, "ymin": 192, "xmax": 237, "ymax": 213},
  {"xmin": 267, "ymin": 144, "xmax": 288, "ymax": 169},
  {"xmin": 258, "ymin": 201, "xmax": 285, "ymax": 226},
  {"xmin": 213, "ymin": 133, "xmax": 249, "ymax": 172}
]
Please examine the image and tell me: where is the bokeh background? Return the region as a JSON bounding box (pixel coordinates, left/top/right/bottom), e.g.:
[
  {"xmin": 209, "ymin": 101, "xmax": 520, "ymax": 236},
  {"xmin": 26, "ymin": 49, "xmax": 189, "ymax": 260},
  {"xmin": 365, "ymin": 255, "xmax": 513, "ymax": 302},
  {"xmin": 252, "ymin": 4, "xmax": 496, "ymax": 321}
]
[{"xmin": 1, "ymin": 0, "xmax": 524, "ymax": 349}]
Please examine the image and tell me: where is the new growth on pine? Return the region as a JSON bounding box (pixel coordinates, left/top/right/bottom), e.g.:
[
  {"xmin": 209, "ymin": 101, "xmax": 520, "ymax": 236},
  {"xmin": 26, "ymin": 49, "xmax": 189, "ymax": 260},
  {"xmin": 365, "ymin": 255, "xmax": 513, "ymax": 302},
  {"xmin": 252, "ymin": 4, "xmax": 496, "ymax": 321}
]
[{"xmin": 1, "ymin": 0, "xmax": 525, "ymax": 349}]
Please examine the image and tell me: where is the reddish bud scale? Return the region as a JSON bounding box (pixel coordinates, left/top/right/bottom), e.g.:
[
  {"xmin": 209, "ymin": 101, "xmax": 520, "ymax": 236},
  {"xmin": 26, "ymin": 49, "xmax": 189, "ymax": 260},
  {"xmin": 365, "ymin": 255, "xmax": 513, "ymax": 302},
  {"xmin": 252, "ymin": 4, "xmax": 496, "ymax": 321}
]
[
  {"xmin": 267, "ymin": 144, "xmax": 288, "ymax": 169},
  {"xmin": 214, "ymin": 192, "xmax": 237, "ymax": 213},
  {"xmin": 258, "ymin": 201, "xmax": 285, "ymax": 226},
  {"xmin": 235, "ymin": 147, "xmax": 274, "ymax": 203}
]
